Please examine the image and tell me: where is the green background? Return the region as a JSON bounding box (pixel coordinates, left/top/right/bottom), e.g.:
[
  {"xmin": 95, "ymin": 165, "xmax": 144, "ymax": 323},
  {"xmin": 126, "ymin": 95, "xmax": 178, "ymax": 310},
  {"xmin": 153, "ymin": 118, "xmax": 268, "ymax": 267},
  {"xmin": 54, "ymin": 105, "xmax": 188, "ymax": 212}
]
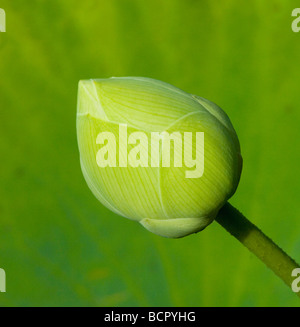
[{"xmin": 0, "ymin": 0, "xmax": 300, "ymax": 306}]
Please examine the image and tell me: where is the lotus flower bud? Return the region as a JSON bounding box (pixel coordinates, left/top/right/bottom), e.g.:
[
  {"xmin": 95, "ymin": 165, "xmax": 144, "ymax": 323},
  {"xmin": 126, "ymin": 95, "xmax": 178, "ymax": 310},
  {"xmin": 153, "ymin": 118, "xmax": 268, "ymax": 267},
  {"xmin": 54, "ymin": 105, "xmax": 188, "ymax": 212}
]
[{"xmin": 77, "ymin": 77, "xmax": 242, "ymax": 238}]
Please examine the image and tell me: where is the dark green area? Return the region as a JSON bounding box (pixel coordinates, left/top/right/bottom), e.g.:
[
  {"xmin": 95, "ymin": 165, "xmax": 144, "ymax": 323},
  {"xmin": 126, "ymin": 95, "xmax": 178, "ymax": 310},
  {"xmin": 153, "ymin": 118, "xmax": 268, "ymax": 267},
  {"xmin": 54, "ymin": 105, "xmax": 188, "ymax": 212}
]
[{"xmin": 0, "ymin": 0, "xmax": 300, "ymax": 306}]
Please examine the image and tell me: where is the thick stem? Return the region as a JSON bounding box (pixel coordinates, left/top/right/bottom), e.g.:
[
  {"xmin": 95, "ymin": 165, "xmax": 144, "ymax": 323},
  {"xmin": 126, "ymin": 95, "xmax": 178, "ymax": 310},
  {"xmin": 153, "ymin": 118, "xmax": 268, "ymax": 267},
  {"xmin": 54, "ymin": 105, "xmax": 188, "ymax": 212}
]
[{"xmin": 216, "ymin": 202, "xmax": 300, "ymax": 298}]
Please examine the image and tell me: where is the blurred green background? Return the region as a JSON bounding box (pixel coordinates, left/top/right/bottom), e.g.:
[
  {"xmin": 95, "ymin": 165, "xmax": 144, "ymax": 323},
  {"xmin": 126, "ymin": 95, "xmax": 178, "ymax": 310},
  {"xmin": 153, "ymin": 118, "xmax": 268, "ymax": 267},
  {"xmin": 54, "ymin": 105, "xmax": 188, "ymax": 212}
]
[{"xmin": 0, "ymin": 0, "xmax": 300, "ymax": 306}]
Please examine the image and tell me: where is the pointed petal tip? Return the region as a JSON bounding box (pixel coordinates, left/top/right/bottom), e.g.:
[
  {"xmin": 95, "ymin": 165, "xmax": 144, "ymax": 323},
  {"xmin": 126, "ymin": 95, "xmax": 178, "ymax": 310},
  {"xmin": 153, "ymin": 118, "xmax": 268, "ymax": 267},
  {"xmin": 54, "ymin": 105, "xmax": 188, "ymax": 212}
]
[{"xmin": 77, "ymin": 79, "xmax": 108, "ymax": 120}]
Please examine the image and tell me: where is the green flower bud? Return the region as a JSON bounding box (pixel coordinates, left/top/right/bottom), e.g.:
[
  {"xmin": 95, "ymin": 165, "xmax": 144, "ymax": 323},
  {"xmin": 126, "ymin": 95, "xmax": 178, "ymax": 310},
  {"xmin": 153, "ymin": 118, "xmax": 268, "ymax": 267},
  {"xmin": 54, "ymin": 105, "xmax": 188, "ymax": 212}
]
[{"xmin": 77, "ymin": 77, "xmax": 242, "ymax": 238}]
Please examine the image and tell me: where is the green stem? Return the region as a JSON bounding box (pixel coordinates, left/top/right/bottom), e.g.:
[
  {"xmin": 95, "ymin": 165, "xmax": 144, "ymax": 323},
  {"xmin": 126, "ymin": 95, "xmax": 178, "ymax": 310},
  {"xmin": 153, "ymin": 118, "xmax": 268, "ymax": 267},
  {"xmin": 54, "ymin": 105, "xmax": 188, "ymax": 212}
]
[{"xmin": 216, "ymin": 202, "xmax": 300, "ymax": 298}]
